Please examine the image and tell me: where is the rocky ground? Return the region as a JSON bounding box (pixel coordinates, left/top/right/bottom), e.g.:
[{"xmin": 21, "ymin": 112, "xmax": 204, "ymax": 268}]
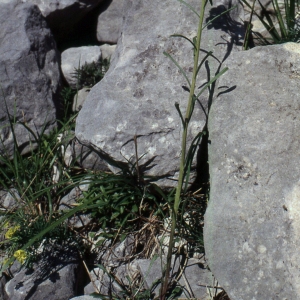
[{"xmin": 1, "ymin": 0, "xmax": 299, "ymax": 299}]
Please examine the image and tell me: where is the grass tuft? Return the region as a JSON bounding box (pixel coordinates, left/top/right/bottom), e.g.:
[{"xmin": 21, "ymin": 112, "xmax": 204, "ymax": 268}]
[{"xmin": 242, "ymin": 0, "xmax": 300, "ymax": 48}]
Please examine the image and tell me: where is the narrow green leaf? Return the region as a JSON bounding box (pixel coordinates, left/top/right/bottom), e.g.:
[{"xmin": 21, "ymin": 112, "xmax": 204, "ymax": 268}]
[
  {"xmin": 196, "ymin": 51, "xmax": 213, "ymax": 77},
  {"xmin": 17, "ymin": 121, "xmax": 40, "ymax": 145},
  {"xmin": 175, "ymin": 102, "xmax": 185, "ymax": 127},
  {"xmin": 257, "ymin": 0, "xmax": 281, "ymax": 42},
  {"xmin": 170, "ymin": 34, "xmax": 196, "ymax": 50},
  {"xmin": 111, "ymin": 212, "xmax": 120, "ymax": 220},
  {"xmin": 132, "ymin": 204, "xmax": 138, "ymax": 212},
  {"xmin": 176, "ymin": 0, "xmax": 200, "ymax": 18},
  {"xmin": 196, "ymin": 67, "xmax": 228, "ymax": 99},
  {"xmin": 163, "ymin": 51, "xmax": 191, "ymax": 87},
  {"xmin": 272, "ymin": 0, "xmax": 288, "ymax": 38},
  {"xmin": 183, "ymin": 131, "xmax": 205, "ymax": 192},
  {"xmin": 284, "ymin": 0, "xmax": 295, "ymax": 30}
]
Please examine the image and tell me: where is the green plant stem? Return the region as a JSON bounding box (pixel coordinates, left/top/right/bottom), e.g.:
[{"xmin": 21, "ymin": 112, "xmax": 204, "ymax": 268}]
[{"xmin": 160, "ymin": 0, "xmax": 207, "ymax": 298}]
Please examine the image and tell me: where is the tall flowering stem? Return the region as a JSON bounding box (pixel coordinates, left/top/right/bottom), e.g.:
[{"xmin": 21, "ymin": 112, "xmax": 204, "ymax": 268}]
[{"xmin": 161, "ymin": 0, "xmax": 208, "ymax": 298}]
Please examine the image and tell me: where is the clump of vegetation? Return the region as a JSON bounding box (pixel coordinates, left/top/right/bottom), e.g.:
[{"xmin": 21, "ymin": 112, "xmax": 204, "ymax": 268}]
[
  {"xmin": 243, "ymin": 0, "xmax": 300, "ymax": 48},
  {"xmin": 0, "ymin": 113, "xmax": 81, "ymax": 268},
  {"xmin": 73, "ymin": 57, "xmax": 110, "ymax": 89}
]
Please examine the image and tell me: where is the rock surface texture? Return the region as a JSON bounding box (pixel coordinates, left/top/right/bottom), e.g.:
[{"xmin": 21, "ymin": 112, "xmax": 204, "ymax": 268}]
[
  {"xmin": 5, "ymin": 246, "xmax": 80, "ymax": 300},
  {"xmin": 0, "ymin": 1, "xmax": 61, "ymax": 156},
  {"xmin": 204, "ymin": 42, "xmax": 300, "ymax": 299},
  {"xmin": 76, "ymin": 0, "xmax": 245, "ymax": 187}
]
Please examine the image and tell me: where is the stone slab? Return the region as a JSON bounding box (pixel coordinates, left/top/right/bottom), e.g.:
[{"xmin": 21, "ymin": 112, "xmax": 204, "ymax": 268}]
[{"xmin": 204, "ymin": 42, "xmax": 300, "ymax": 299}]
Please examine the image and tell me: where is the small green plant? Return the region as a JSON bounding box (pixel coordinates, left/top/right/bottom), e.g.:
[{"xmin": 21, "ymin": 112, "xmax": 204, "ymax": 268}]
[
  {"xmin": 84, "ymin": 173, "xmax": 165, "ymax": 235},
  {"xmin": 242, "ymin": 0, "xmax": 300, "ymax": 48},
  {"xmin": 160, "ymin": 0, "xmax": 228, "ymax": 298},
  {"xmin": 0, "ymin": 107, "xmax": 168, "ymax": 298},
  {"xmin": 0, "ymin": 111, "xmax": 84, "ymax": 267},
  {"xmin": 60, "ymin": 86, "xmax": 77, "ymax": 122},
  {"xmin": 72, "ymin": 57, "xmax": 110, "ymax": 89}
]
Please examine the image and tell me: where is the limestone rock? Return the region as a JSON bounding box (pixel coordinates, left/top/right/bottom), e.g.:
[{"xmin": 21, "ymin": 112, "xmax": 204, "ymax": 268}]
[
  {"xmin": 0, "ymin": 2, "xmax": 61, "ymax": 156},
  {"xmin": 136, "ymin": 256, "xmax": 216, "ymax": 299},
  {"xmin": 204, "ymin": 42, "xmax": 300, "ymax": 299},
  {"xmin": 99, "ymin": 43, "xmax": 117, "ymax": 60},
  {"xmin": 0, "ymin": 274, "xmax": 9, "ymax": 300},
  {"xmin": 76, "ymin": 0, "xmax": 245, "ymax": 187},
  {"xmin": 61, "ymin": 46, "xmax": 102, "ymax": 89},
  {"xmin": 97, "ymin": 0, "xmax": 124, "ymax": 43},
  {"xmin": 5, "ymin": 246, "xmax": 80, "ymax": 300},
  {"xmin": 73, "ymin": 87, "xmax": 91, "ymax": 112},
  {"xmin": 66, "ymin": 138, "xmax": 110, "ymax": 170},
  {"xmin": 0, "ymin": 189, "xmax": 20, "ymax": 210},
  {"xmin": 84, "ymin": 264, "xmax": 135, "ymax": 296}
]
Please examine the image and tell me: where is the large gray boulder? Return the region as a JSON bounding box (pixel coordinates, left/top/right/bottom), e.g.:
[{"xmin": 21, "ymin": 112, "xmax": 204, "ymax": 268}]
[
  {"xmin": 204, "ymin": 42, "xmax": 300, "ymax": 299},
  {"xmin": 5, "ymin": 246, "xmax": 80, "ymax": 300},
  {"xmin": 76, "ymin": 0, "xmax": 245, "ymax": 187},
  {"xmin": 0, "ymin": 1, "xmax": 61, "ymax": 156},
  {"xmin": 96, "ymin": 0, "xmax": 124, "ymax": 44}
]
